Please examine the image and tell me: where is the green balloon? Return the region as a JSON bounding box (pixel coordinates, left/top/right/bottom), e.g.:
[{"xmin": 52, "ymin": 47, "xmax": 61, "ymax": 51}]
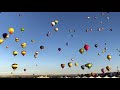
[{"xmin": 21, "ymin": 28, "xmax": 24, "ymax": 32}]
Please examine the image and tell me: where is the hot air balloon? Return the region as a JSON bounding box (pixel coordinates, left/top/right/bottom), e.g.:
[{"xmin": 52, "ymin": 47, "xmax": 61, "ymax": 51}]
[
  {"xmin": 31, "ymin": 40, "xmax": 35, "ymax": 42},
  {"xmin": 84, "ymin": 44, "xmax": 90, "ymax": 51},
  {"xmin": 94, "ymin": 16, "xmax": 97, "ymax": 19},
  {"xmin": 6, "ymin": 46, "xmax": 9, "ymax": 48},
  {"xmin": 107, "ymin": 55, "xmax": 112, "ymax": 61},
  {"xmin": 21, "ymin": 28, "xmax": 25, "ymax": 32},
  {"xmin": 13, "ymin": 51, "xmax": 18, "ymax": 56},
  {"xmin": 54, "ymin": 20, "xmax": 58, "ymax": 24},
  {"xmin": 81, "ymin": 65, "xmax": 85, "ymax": 70},
  {"xmin": 0, "ymin": 38, "xmax": 4, "ymax": 44},
  {"xmin": 75, "ymin": 63, "xmax": 78, "ymax": 67},
  {"xmin": 15, "ymin": 38, "xmax": 19, "ymax": 42},
  {"xmin": 104, "ymin": 47, "xmax": 107, "ymax": 50},
  {"xmin": 101, "ymin": 12, "xmax": 104, "ymax": 15},
  {"xmin": 35, "ymin": 51, "xmax": 39, "ymax": 55},
  {"xmin": 21, "ymin": 43, "xmax": 27, "ymax": 48},
  {"xmin": 58, "ymin": 48, "xmax": 61, "ymax": 51},
  {"xmin": 40, "ymin": 45, "xmax": 44, "ymax": 50},
  {"xmin": 95, "ymin": 44, "xmax": 98, "ymax": 48},
  {"xmin": 98, "ymin": 53, "xmax": 100, "ymax": 56},
  {"xmin": 86, "ymin": 29, "xmax": 88, "ymax": 32},
  {"xmin": 85, "ymin": 63, "xmax": 92, "ymax": 69},
  {"xmin": 87, "ymin": 16, "xmax": 90, "ymax": 19},
  {"xmin": 66, "ymin": 43, "xmax": 69, "ymax": 46},
  {"xmin": 12, "ymin": 63, "xmax": 18, "ymax": 70},
  {"xmin": 71, "ymin": 58, "xmax": 74, "ymax": 61},
  {"xmin": 68, "ymin": 62, "xmax": 72, "ymax": 68},
  {"xmin": 21, "ymin": 50, "xmax": 26, "ymax": 56},
  {"xmin": 54, "ymin": 28, "xmax": 58, "ymax": 32},
  {"xmin": 98, "ymin": 28, "xmax": 101, "ymax": 31},
  {"xmin": 106, "ymin": 17, "xmax": 110, "ymax": 20},
  {"xmin": 101, "ymin": 68, "xmax": 106, "ymax": 73},
  {"xmin": 3, "ymin": 33, "xmax": 9, "ymax": 39},
  {"xmin": 46, "ymin": 32, "xmax": 50, "ymax": 37},
  {"xmin": 61, "ymin": 64, "xmax": 65, "ymax": 69},
  {"xmin": 24, "ymin": 69, "xmax": 26, "ymax": 71},
  {"xmin": 8, "ymin": 28, "xmax": 14, "ymax": 34},
  {"xmin": 110, "ymin": 28, "xmax": 112, "ymax": 31},
  {"xmin": 34, "ymin": 54, "xmax": 37, "ymax": 58},
  {"xmin": 90, "ymin": 28, "xmax": 92, "ymax": 31},
  {"xmin": 79, "ymin": 48, "xmax": 84, "ymax": 54},
  {"xmin": 106, "ymin": 66, "xmax": 111, "ymax": 71},
  {"xmin": 51, "ymin": 22, "xmax": 55, "ymax": 26}
]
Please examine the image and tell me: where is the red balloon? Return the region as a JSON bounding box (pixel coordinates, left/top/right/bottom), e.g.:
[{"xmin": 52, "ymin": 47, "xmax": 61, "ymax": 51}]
[{"xmin": 84, "ymin": 44, "xmax": 90, "ymax": 51}]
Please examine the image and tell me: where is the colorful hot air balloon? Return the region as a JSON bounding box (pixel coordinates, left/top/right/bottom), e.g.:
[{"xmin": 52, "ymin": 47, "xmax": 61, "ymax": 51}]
[
  {"xmin": 15, "ymin": 38, "xmax": 19, "ymax": 42},
  {"xmin": 8, "ymin": 28, "xmax": 14, "ymax": 34},
  {"xmin": 61, "ymin": 64, "xmax": 65, "ymax": 69},
  {"xmin": 79, "ymin": 48, "xmax": 84, "ymax": 54},
  {"xmin": 84, "ymin": 44, "xmax": 90, "ymax": 51},
  {"xmin": 75, "ymin": 63, "xmax": 78, "ymax": 67},
  {"xmin": 81, "ymin": 65, "xmax": 85, "ymax": 70},
  {"xmin": 21, "ymin": 50, "xmax": 26, "ymax": 56},
  {"xmin": 68, "ymin": 62, "xmax": 72, "ymax": 68},
  {"xmin": 107, "ymin": 55, "xmax": 112, "ymax": 61},
  {"xmin": 0, "ymin": 38, "xmax": 4, "ymax": 44},
  {"xmin": 3, "ymin": 33, "xmax": 9, "ymax": 39},
  {"xmin": 21, "ymin": 43, "xmax": 27, "ymax": 48},
  {"xmin": 21, "ymin": 28, "xmax": 25, "ymax": 32},
  {"xmin": 12, "ymin": 63, "xmax": 18, "ymax": 70},
  {"xmin": 13, "ymin": 51, "xmax": 18, "ymax": 56},
  {"xmin": 106, "ymin": 66, "xmax": 111, "ymax": 71}
]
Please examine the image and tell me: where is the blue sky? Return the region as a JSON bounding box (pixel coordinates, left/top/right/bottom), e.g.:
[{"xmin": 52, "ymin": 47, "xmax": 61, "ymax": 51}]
[{"xmin": 0, "ymin": 12, "xmax": 120, "ymax": 75}]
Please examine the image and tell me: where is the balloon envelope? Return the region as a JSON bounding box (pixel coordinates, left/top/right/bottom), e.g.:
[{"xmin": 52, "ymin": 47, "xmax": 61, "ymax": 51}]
[
  {"xmin": 68, "ymin": 62, "xmax": 72, "ymax": 67},
  {"xmin": 79, "ymin": 48, "xmax": 84, "ymax": 54},
  {"xmin": 0, "ymin": 38, "xmax": 4, "ymax": 44},
  {"xmin": 40, "ymin": 46, "xmax": 44, "ymax": 50},
  {"xmin": 12, "ymin": 63, "xmax": 18, "ymax": 70},
  {"xmin": 107, "ymin": 55, "xmax": 112, "ymax": 61},
  {"xmin": 8, "ymin": 28, "xmax": 14, "ymax": 34},
  {"xmin": 21, "ymin": 50, "xmax": 26, "ymax": 56},
  {"xmin": 61, "ymin": 64, "xmax": 65, "ymax": 68},
  {"xmin": 13, "ymin": 51, "xmax": 18, "ymax": 56},
  {"xmin": 84, "ymin": 44, "xmax": 90, "ymax": 51},
  {"xmin": 3, "ymin": 33, "xmax": 9, "ymax": 39}
]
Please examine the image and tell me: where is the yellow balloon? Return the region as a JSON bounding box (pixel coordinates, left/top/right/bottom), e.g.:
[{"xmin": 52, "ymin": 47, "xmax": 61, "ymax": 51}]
[
  {"xmin": 21, "ymin": 50, "xmax": 26, "ymax": 56},
  {"xmin": 8, "ymin": 28, "xmax": 14, "ymax": 34},
  {"xmin": 12, "ymin": 63, "xmax": 18, "ymax": 70},
  {"xmin": 0, "ymin": 38, "xmax": 4, "ymax": 44},
  {"xmin": 21, "ymin": 43, "xmax": 27, "ymax": 48},
  {"xmin": 68, "ymin": 62, "xmax": 72, "ymax": 67},
  {"xmin": 107, "ymin": 55, "xmax": 112, "ymax": 61},
  {"xmin": 75, "ymin": 63, "xmax": 78, "ymax": 67}
]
